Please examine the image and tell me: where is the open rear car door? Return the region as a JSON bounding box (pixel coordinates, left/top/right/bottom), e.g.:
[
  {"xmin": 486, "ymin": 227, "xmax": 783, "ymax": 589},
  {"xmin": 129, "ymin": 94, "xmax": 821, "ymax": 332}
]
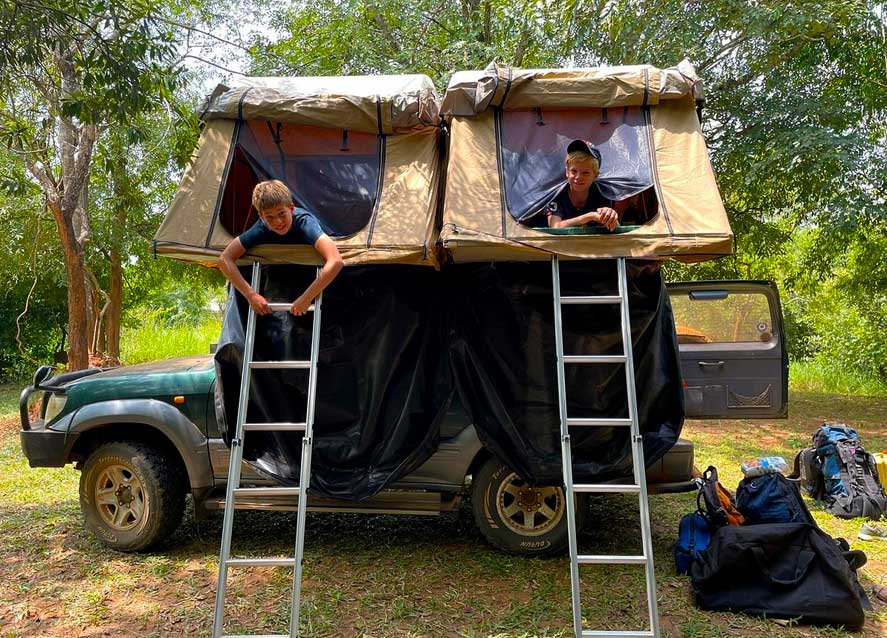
[{"xmin": 667, "ymin": 281, "xmax": 788, "ymax": 419}]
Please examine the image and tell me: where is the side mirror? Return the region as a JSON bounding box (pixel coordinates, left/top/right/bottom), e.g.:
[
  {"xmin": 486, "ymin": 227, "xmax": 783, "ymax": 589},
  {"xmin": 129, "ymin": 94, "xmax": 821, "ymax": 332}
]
[{"xmin": 33, "ymin": 365, "xmax": 54, "ymax": 388}]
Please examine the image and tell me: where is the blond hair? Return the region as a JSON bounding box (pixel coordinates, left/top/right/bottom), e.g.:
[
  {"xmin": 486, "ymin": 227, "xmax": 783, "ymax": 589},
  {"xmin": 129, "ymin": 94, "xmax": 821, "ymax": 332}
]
[
  {"xmin": 252, "ymin": 180, "xmax": 293, "ymax": 213},
  {"xmin": 565, "ymin": 150, "xmax": 600, "ymax": 172}
]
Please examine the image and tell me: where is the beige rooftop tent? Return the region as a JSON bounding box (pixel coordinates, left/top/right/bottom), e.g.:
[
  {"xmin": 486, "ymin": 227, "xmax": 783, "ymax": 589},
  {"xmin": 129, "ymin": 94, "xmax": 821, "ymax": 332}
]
[
  {"xmin": 153, "ymin": 74, "xmax": 442, "ymax": 266},
  {"xmin": 440, "ymin": 60, "xmax": 733, "ymax": 262},
  {"xmin": 154, "ymin": 63, "xmax": 732, "ymax": 267}
]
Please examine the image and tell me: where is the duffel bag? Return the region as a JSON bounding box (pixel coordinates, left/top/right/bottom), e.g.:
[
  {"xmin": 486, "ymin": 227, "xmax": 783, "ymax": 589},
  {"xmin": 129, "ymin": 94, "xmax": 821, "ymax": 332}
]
[{"xmin": 690, "ymin": 523, "xmax": 869, "ymax": 630}]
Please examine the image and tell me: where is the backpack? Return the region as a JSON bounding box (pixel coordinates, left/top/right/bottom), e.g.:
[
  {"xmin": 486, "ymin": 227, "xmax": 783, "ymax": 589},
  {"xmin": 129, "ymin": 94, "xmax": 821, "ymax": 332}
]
[
  {"xmin": 674, "ymin": 511, "xmax": 712, "ymax": 575},
  {"xmin": 698, "ymin": 466, "xmax": 745, "ymax": 528},
  {"xmin": 792, "ymin": 446, "xmax": 823, "ymax": 499},
  {"xmin": 736, "ymin": 471, "xmax": 816, "ymax": 526},
  {"xmin": 797, "ymin": 423, "xmax": 887, "ymax": 519},
  {"xmin": 674, "ymin": 466, "xmax": 740, "ymax": 575}
]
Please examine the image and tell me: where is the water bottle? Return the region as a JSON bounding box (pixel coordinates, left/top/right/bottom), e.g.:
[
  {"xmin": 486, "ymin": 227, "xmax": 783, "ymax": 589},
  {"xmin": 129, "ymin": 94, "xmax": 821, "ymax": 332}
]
[{"xmin": 741, "ymin": 456, "xmax": 788, "ymax": 478}]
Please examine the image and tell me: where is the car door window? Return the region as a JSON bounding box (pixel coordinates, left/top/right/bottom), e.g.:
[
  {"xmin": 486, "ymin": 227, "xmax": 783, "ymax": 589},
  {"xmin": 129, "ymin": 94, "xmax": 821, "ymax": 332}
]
[
  {"xmin": 668, "ymin": 283, "xmax": 787, "ymax": 419},
  {"xmin": 671, "ymin": 290, "xmax": 776, "ymax": 347}
]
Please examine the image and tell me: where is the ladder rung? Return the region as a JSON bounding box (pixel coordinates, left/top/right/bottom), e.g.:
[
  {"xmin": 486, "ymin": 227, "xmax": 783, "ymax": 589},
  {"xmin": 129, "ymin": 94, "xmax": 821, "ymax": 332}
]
[
  {"xmin": 233, "ymin": 487, "xmax": 300, "ymax": 497},
  {"xmin": 567, "ymin": 418, "xmax": 633, "ymax": 427},
  {"xmin": 243, "ymin": 422, "xmax": 307, "ymax": 431},
  {"xmin": 266, "ymin": 303, "xmax": 315, "ymax": 312},
  {"xmin": 563, "ymin": 355, "xmax": 626, "ymax": 364},
  {"xmin": 577, "ymin": 554, "xmax": 647, "ymax": 565},
  {"xmin": 225, "ymin": 557, "xmax": 295, "ymax": 567},
  {"xmin": 561, "ymin": 295, "xmax": 622, "ymax": 305},
  {"xmin": 250, "ymin": 361, "xmax": 310, "ymax": 369},
  {"xmin": 573, "ymin": 483, "xmax": 641, "ymax": 494},
  {"xmin": 582, "ymin": 631, "xmax": 654, "ymax": 638}
]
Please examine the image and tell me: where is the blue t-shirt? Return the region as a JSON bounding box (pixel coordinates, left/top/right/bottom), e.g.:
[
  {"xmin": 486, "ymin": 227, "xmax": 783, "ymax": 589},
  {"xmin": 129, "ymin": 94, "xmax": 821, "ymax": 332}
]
[
  {"xmin": 545, "ymin": 183, "xmax": 613, "ymax": 222},
  {"xmin": 238, "ymin": 207, "xmax": 325, "ymax": 250}
]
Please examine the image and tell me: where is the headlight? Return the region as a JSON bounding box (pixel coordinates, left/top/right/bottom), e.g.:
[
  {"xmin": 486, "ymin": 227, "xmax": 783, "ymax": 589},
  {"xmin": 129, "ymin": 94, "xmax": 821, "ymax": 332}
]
[{"xmin": 43, "ymin": 394, "xmax": 68, "ymax": 423}]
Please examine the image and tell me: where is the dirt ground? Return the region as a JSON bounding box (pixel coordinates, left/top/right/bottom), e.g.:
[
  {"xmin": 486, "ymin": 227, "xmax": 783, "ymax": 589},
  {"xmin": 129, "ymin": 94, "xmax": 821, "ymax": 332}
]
[{"xmin": 1, "ymin": 389, "xmax": 886, "ymax": 638}]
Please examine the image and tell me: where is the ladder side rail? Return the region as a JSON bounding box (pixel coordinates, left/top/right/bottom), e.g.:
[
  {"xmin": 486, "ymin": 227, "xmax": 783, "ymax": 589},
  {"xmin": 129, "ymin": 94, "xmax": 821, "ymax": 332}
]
[
  {"xmin": 617, "ymin": 258, "xmax": 661, "ymax": 638},
  {"xmin": 552, "ymin": 256, "xmax": 584, "ymax": 638},
  {"xmin": 213, "ymin": 263, "xmax": 262, "ymax": 638},
  {"xmin": 289, "ymin": 267, "xmax": 324, "ymax": 638}
]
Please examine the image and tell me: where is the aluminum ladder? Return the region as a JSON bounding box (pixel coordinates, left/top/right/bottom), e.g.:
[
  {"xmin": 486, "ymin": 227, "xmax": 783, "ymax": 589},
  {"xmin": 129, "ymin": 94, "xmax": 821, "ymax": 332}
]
[
  {"xmin": 551, "ymin": 256, "xmax": 660, "ymax": 638},
  {"xmin": 212, "ymin": 262, "xmax": 322, "ymax": 638}
]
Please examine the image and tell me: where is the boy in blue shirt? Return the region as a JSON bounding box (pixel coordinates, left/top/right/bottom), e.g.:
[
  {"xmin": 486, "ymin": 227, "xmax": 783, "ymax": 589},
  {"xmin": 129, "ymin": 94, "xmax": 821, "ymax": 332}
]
[
  {"xmin": 218, "ymin": 180, "xmax": 343, "ymax": 316},
  {"xmin": 546, "ymin": 140, "xmax": 619, "ymax": 231}
]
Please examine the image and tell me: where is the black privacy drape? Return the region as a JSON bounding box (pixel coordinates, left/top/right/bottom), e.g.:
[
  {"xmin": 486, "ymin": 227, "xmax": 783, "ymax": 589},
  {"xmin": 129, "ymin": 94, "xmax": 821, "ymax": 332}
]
[
  {"xmin": 215, "ymin": 266, "xmax": 451, "ymax": 499},
  {"xmin": 215, "ymin": 261, "xmax": 684, "ymax": 498},
  {"xmin": 447, "ymin": 260, "xmax": 684, "ymax": 484}
]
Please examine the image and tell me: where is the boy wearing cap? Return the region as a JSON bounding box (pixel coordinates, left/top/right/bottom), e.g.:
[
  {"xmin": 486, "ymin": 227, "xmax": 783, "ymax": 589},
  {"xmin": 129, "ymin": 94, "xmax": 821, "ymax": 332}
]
[{"xmin": 546, "ymin": 140, "xmax": 619, "ymax": 231}]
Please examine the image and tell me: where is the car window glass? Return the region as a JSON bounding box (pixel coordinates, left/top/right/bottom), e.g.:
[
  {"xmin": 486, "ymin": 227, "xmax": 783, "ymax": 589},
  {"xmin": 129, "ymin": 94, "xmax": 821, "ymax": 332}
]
[{"xmin": 670, "ymin": 291, "xmax": 775, "ymax": 345}]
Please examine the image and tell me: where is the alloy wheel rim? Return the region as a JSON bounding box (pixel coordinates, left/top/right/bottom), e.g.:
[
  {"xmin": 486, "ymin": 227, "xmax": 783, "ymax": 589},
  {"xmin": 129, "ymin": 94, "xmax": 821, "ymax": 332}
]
[
  {"xmin": 495, "ymin": 472, "xmax": 565, "ymax": 536},
  {"xmin": 94, "ymin": 464, "xmax": 146, "ymax": 531}
]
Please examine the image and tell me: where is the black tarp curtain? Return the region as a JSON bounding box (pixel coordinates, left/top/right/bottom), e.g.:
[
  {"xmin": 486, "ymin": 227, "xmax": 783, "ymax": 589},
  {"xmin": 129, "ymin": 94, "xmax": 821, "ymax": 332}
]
[{"xmin": 215, "ymin": 261, "xmax": 684, "ymax": 499}]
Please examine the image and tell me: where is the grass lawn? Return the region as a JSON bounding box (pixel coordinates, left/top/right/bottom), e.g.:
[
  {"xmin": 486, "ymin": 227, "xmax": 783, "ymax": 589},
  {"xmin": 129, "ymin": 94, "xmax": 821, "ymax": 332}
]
[{"xmin": 1, "ymin": 384, "xmax": 885, "ymax": 638}]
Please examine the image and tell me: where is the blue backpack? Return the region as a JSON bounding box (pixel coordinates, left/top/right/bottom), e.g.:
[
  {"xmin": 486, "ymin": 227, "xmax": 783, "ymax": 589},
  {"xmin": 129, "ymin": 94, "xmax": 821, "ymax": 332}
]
[
  {"xmin": 808, "ymin": 424, "xmax": 887, "ymax": 519},
  {"xmin": 736, "ymin": 471, "xmax": 816, "ymax": 526},
  {"xmin": 675, "ymin": 511, "xmax": 712, "ymax": 575}
]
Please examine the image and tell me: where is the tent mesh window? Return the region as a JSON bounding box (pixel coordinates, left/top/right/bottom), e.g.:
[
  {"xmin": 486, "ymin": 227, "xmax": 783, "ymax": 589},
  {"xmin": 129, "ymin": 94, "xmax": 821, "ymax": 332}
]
[
  {"xmin": 498, "ymin": 107, "xmax": 659, "ymax": 230},
  {"xmin": 218, "ymin": 121, "xmax": 382, "ymax": 238}
]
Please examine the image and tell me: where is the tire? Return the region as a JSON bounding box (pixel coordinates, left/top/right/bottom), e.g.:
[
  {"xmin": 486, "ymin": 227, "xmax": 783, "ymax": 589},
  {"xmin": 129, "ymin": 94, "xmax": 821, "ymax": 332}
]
[
  {"xmin": 79, "ymin": 440, "xmax": 187, "ymax": 552},
  {"xmin": 471, "ymin": 457, "xmax": 588, "ymax": 557}
]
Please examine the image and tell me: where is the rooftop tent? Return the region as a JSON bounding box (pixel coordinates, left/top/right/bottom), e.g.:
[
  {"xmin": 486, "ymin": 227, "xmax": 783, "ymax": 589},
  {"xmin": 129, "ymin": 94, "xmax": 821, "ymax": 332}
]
[
  {"xmin": 153, "ymin": 75, "xmax": 442, "ymax": 266},
  {"xmin": 440, "ymin": 60, "xmax": 734, "ymax": 262}
]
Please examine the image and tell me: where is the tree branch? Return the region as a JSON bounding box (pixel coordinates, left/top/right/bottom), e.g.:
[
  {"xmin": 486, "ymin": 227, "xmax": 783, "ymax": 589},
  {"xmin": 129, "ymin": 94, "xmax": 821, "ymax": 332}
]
[
  {"xmin": 175, "ymin": 54, "xmax": 247, "ymax": 76},
  {"xmin": 85, "ymin": 265, "xmax": 110, "ymax": 355},
  {"xmin": 156, "ymin": 16, "xmax": 253, "ymax": 53},
  {"xmin": 697, "ymin": 32, "xmax": 751, "ymax": 74},
  {"xmin": 24, "ymin": 158, "xmax": 60, "ymax": 205}
]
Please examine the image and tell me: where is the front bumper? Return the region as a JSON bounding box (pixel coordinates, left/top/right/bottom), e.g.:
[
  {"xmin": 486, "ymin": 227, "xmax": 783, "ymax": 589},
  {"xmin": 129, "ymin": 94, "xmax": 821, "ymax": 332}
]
[
  {"xmin": 18, "ymin": 367, "xmax": 102, "ymax": 466},
  {"xmin": 20, "ymin": 422, "xmax": 76, "ymax": 467}
]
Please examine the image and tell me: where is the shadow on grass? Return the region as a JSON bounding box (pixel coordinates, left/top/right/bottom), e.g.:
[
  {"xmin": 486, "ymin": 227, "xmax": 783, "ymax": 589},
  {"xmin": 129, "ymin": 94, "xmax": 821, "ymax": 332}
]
[{"xmin": 2, "ymin": 388, "xmax": 886, "ymax": 637}]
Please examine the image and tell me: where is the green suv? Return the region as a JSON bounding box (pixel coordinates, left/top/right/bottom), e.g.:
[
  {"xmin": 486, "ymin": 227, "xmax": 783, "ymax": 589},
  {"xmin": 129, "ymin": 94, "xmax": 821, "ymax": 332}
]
[{"xmin": 19, "ymin": 281, "xmax": 787, "ymax": 555}]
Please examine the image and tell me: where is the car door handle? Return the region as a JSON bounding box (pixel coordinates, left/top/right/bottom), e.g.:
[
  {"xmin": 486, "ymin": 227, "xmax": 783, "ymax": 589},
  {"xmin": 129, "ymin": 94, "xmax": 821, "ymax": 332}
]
[{"xmin": 697, "ymin": 360, "xmax": 725, "ymax": 368}]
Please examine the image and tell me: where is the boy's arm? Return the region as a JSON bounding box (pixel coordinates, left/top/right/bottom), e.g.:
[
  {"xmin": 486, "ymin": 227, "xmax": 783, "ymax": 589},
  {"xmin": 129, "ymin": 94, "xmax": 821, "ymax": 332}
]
[
  {"xmin": 548, "ymin": 208, "xmax": 619, "ymax": 230},
  {"xmin": 218, "ymin": 238, "xmax": 272, "ymax": 315},
  {"xmin": 290, "ymin": 234, "xmax": 344, "ymax": 316}
]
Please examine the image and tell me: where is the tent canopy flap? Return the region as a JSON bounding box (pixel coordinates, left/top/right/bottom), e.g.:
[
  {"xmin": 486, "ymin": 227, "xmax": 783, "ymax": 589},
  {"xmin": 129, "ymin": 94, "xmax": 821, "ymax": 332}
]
[
  {"xmin": 441, "ymin": 59, "xmax": 704, "ymax": 116},
  {"xmin": 200, "ymin": 75, "xmax": 441, "ymax": 134}
]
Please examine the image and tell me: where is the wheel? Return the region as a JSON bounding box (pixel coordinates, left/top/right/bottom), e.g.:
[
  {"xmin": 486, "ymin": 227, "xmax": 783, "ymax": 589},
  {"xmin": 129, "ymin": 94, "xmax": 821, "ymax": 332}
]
[
  {"xmin": 471, "ymin": 457, "xmax": 587, "ymax": 557},
  {"xmin": 79, "ymin": 440, "xmax": 186, "ymax": 552}
]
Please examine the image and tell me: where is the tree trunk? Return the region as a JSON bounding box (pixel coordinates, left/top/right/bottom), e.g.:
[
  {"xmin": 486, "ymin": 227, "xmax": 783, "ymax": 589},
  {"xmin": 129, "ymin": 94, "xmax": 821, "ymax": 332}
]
[
  {"xmin": 86, "ymin": 272, "xmax": 97, "ymax": 356},
  {"xmin": 107, "ymin": 245, "xmax": 122, "ymax": 363},
  {"xmin": 94, "ymin": 284, "xmax": 106, "ymax": 355},
  {"xmin": 49, "ymin": 202, "xmax": 90, "ymax": 370}
]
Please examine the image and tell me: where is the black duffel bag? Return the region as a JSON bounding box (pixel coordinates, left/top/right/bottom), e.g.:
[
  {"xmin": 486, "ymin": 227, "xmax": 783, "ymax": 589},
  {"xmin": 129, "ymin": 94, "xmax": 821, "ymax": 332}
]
[{"xmin": 690, "ymin": 523, "xmax": 869, "ymax": 630}]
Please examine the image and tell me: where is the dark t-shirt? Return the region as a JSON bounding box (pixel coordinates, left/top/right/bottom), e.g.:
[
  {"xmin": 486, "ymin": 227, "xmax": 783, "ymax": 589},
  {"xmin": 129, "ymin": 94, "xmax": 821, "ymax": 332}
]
[
  {"xmin": 238, "ymin": 207, "xmax": 325, "ymax": 250},
  {"xmin": 545, "ymin": 183, "xmax": 613, "ymax": 223}
]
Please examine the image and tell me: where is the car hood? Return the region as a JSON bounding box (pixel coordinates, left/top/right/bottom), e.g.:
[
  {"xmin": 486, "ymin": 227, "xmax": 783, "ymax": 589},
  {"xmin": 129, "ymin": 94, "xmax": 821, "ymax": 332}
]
[
  {"xmin": 61, "ymin": 355, "xmax": 217, "ymax": 410},
  {"xmin": 82, "ymin": 355, "xmax": 215, "ymax": 379}
]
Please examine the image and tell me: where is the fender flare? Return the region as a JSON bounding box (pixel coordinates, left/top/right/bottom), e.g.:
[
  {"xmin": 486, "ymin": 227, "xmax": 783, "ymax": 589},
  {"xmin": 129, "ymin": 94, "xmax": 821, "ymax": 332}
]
[{"xmin": 64, "ymin": 399, "xmax": 214, "ymax": 490}]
